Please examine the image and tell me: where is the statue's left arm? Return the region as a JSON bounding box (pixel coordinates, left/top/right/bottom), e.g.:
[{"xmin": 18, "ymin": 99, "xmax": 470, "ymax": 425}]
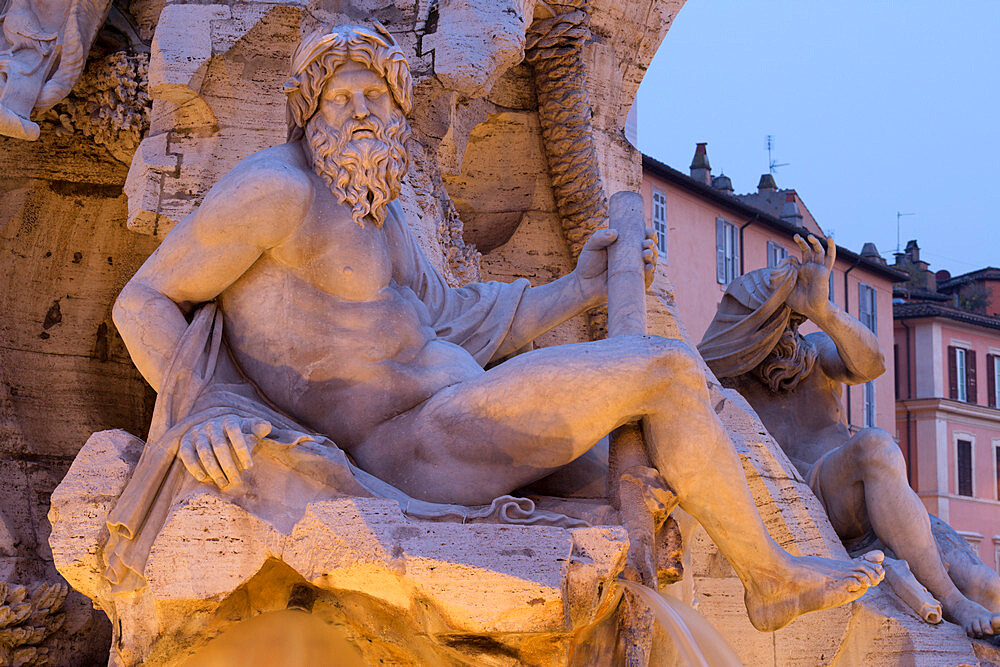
[
  {"xmin": 386, "ymin": 203, "xmax": 657, "ymax": 362},
  {"xmin": 788, "ymin": 234, "xmax": 886, "ymax": 384}
]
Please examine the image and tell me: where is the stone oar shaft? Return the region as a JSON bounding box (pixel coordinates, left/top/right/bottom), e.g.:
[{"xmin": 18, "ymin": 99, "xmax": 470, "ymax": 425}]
[
  {"xmin": 606, "ymin": 191, "xmax": 658, "ymax": 667},
  {"xmin": 607, "ymin": 191, "xmax": 652, "ymax": 498}
]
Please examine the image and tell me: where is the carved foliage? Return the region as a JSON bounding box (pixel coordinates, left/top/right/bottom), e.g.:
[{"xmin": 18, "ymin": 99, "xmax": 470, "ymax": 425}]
[
  {"xmin": 0, "ymin": 581, "xmax": 67, "ymax": 667},
  {"xmin": 40, "ymin": 50, "xmax": 151, "ymax": 163}
]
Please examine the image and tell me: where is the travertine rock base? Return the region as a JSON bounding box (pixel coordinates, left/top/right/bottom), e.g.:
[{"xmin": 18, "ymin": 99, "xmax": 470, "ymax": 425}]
[{"xmin": 50, "ymin": 430, "xmax": 630, "ymax": 666}]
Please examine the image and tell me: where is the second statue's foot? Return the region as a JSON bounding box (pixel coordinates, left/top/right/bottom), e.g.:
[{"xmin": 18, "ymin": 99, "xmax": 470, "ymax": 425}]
[
  {"xmin": 944, "ymin": 595, "xmax": 1000, "ymax": 637},
  {"xmin": 743, "ymin": 550, "xmax": 885, "ymax": 632},
  {"xmin": 0, "ymin": 103, "xmax": 40, "ymax": 140}
]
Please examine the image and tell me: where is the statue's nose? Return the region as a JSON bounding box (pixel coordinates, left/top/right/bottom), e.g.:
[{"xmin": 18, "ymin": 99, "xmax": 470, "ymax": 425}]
[{"xmin": 351, "ymin": 96, "xmax": 370, "ymax": 120}]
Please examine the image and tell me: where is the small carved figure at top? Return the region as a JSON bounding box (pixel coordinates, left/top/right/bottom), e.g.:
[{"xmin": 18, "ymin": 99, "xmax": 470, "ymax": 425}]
[
  {"xmin": 700, "ymin": 233, "xmax": 1000, "ymax": 638},
  {"xmin": 109, "ymin": 23, "xmax": 884, "ymax": 633},
  {"xmin": 0, "ymin": 0, "xmax": 111, "ymax": 140}
]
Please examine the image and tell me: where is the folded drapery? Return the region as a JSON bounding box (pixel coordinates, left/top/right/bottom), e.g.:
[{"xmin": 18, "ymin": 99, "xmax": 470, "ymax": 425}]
[
  {"xmin": 104, "ymin": 303, "xmax": 586, "ymax": 593},
  {"xmin": 697, "ymin": 261, "xmax": 798, "ymax": 380}
]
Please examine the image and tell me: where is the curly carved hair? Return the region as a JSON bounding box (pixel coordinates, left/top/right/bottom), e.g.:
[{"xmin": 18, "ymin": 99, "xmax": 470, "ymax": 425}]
[
  {"xmin": 284, "ymin": 24, "xmax": 413, "ymax": 141},
  {"xmin": 755, "ymin": 316, "xmax": 818, "ymax": 393}
]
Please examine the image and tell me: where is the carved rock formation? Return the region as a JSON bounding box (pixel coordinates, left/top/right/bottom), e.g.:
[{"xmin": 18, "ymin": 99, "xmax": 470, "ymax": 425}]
[{"xmin": 50, "ymin": 429, "xmax": 629, "ymax": 665}]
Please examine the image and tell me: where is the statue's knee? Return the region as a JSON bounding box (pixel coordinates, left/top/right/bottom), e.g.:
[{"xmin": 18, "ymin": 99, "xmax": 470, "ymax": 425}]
[
  {"xmin": 855, "ymin": 429, "xmax": 905, "ymax": 475},
  {"xmin": 641, "ymin": 337, "xmax": 703, "ymax": 386}
]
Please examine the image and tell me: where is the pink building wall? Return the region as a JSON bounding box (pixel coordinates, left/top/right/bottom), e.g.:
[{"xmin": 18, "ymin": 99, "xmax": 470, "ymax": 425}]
[
  {"xmin": 895, "ymin": 316, "xmax": 1000, "ymax": 566},
  {"xmin": 641, "ymin": 167, "xmax": 898, "ymax": 433}
]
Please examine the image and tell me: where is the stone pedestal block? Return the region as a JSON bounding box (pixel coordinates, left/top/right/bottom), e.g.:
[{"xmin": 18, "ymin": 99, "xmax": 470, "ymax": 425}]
[{"xmin": 50, "ymin": 430, "xmax": 630, "ymax": 665}]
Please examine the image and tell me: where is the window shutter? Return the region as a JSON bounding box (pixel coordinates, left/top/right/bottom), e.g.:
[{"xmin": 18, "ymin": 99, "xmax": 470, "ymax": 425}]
[
  {"xmin": 716, "ymin": 218, "xmax": 726, "ymax": 283},
  {"xmin": 948, "ymin": 346, "xmax": 958, "ymax": 399},
  {"xmin": 968, "ymin": 349, "xmax": 978, "ymax": 404},
  {"xmin": 732, "ymin": 225, "xmax": 740, "ymax": 279},
  {"xmin": 988, "ymin": 353, "xmax": 996, "ymax": 408},
  {"xmin": 858, "ymin": 284, "xmax": 869, "ymax": 329},
  {"xmin": 871, "ymin": 287, "xmax": 878, "ymax": 331}
]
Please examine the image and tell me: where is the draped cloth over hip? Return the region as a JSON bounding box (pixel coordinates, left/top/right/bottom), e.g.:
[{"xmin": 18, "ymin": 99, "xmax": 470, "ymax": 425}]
[
  {"xmin": 103, "ymin": 303, "xmax": 585, "ymax": 593},
  {"xmin": 697, "ymin": 262, "xmax": 799, "ymax": 379}
]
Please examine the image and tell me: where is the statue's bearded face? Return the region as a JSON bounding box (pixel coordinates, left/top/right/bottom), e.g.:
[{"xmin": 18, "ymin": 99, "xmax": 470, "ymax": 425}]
[
  {"xmin": 756, "ymin": 316, "xmax": 818, "ymax": 393},
  {"xmin": 305, "ymin": 61, "xmax": 410, "ymax": 228}
]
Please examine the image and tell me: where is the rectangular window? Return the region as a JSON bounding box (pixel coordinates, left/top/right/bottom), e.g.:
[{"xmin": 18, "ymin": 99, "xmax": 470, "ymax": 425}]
[
  {"xmin": 988, "ymin": 354, "xmax": 1000, "ymax": 408},
  {"xmin": 957, "ymin": 349, "xmax": 967, "ymax": 401},
  {"xmin": 829, "ymin": 270, "xmax": 835, "ymax": 302},
  {"xmin": 858, "ymin": 283, "xmax": 877, "ymax": 427},
  {"xmin": 863, "ymin": 381, "xmax": 876, "ymax": 427},
  {"xmin": 651, "ymin": 190, "xmax": 667, "ymax": 260},
  {"xmin": 767, "ymin": 241, "xmax": 788, "ymax": 268},
  {"xmin": 949, "ymin": 346, "xmax": 977, "ymax": 403},
  {"xmin": 995, "ymin": 444, "xmax": 1000, "ymax": 501},
  {"xmin": 858, "ymin": 283, "xmax": 877, "ymax": 333},
  {"xmin": 957, "ymin": 439, "xmax": 973, "ymax": 496},
  {"xmin": 715, "ymin": 218, "xmax": 739, "ymax": 285}
]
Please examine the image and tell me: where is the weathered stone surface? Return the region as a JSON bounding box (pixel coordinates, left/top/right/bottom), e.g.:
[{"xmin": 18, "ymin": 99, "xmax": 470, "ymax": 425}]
[
  {"xmin": 50, "ymin": 430, "xmax": 628, "ymax": 666},
  {"xmin": 424, "ymin": 0, "xmax": 533, "ymax": 99},
  {"xmin": 0, "ymin": 174, "xmax": 156, "ymax": 664}
]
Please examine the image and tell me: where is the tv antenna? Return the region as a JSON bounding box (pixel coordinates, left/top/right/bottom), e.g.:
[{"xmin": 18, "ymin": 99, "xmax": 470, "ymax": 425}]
[
  {"xmin": 766, "ymin": 135, "xmax": 789, "ymax": 174},
  {"xmin": 896, "ymin": 212, "xmax": 915, "ymax": 253}
]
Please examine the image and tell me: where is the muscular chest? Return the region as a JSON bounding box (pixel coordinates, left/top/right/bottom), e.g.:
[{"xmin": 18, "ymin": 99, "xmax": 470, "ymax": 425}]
[{"xmin": 269, "ymin": 194, "xmax": 393, "ymax": 300}]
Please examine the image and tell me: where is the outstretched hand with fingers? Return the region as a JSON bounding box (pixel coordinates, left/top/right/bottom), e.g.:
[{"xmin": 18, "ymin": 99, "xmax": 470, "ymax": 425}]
[
  {"xmin": 178, "ymin": 416, "xmax": 272, "ymax": 488},
  {"xmin": 786, "ymin": 233, "xmax": 836, "ymax": 320}
]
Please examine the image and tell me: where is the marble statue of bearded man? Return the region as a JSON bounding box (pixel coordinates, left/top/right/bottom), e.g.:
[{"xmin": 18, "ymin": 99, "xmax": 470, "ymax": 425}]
[{"xmin": 109, "ymin": 24, "xmax": 883, "ymax": 631}]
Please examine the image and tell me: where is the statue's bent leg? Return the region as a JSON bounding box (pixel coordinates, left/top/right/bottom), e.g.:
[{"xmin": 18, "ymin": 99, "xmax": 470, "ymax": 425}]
[
  {"xmin": 815, "ymin": 428, "xmax": 1000, "ymax": 635},
  {"xmin": 354, "ymin": 335, "xmax": 676, "ymax": 505},
  {"xmin": 355, "ymin": 334, "xmax": 883, "ymax": 630}
]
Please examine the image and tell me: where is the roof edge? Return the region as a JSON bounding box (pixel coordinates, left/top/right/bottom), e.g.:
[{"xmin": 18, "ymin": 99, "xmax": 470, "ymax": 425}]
[{"xmin": 641, "ymin": 153, "xmax": 909, "ymax": 282}]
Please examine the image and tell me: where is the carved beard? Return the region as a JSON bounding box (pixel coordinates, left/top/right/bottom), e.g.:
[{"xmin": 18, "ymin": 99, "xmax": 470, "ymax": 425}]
[
  {"xmin": 756, "ymin": 324, "xmax": 818, "ymax": 393},
  {"xmin": 305, "ymin": 110, "xmax": 410, "ymax": 228}
]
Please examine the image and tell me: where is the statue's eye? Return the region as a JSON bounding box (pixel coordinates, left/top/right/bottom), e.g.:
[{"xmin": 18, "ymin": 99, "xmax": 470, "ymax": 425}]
[
  {"xmin": 329, "ymin": 92, "xmax": 350, "ymax": 104},
  {"xmin": 366, "ymin": 88, "xmax": 385, "ymax": 100}
]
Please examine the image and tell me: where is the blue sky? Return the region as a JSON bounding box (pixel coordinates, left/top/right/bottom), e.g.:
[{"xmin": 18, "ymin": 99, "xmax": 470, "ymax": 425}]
[{"xmin": 636, "ymin": 0, "xmax": 999, "ymax": 276}]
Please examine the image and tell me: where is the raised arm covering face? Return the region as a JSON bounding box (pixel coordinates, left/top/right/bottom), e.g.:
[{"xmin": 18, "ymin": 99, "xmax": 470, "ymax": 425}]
[{"xmin": 697, "ymin": 262, "xmax": 799, "ymax": 380}]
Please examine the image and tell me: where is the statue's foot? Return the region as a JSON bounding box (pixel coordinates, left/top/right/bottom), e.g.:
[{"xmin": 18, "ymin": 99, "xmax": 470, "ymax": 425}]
[
  {"xmin": 944, "ymin": 595, "xmax": 1000, "ymax": 637},
  {"xmin": 744, "ymin": 551, "xmax": 884, "ymax": 632},
  {"xmin": 0, "ymin": 103, "xmax": 40, "ymax": 140}
]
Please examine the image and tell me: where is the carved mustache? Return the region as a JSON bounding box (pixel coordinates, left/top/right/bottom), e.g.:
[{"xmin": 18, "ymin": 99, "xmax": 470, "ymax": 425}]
[{"xmin": 345, "ymin": 120, "xmax": 382, "ymax": 138}]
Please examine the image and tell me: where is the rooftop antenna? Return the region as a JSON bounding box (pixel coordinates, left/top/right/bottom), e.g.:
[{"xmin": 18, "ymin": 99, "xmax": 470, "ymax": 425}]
[
  {"xmin": 766, "ymin": 135, "xmax": 789, "ymax": 174},
  {"xmin": 896, "ymin": 211, "xmax": 915, "ymax": 253}
]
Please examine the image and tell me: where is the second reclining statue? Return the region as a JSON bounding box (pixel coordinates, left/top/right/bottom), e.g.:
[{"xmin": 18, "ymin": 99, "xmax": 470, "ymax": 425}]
[
  {"xmin": 107, "ymin": 23, "xmax": 884, "ymax": 635},
  {"xmin": 700, "ymin": 233, "xmax": 1000, "ymax": 637}
]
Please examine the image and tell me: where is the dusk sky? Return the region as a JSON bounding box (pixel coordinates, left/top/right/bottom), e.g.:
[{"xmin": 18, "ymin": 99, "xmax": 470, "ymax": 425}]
[{"xmin": 636, "ymin": 0, "xmax": 999, "ymax": 276}]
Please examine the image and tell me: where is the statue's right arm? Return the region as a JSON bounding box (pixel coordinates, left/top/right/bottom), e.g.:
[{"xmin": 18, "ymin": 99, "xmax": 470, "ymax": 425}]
[{"xmin": 113, "ymin": 163, "xmax": 314, "ymax": 392}]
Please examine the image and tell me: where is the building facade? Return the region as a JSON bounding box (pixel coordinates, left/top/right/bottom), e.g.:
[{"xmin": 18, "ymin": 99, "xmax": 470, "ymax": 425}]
[
  {"xmin": 894, "ymin": 242, "xmax": 1000, "ymax": 565},
  {"xmin": 641, "ymin": 144, "xmax": 904, "ymax": 433}
]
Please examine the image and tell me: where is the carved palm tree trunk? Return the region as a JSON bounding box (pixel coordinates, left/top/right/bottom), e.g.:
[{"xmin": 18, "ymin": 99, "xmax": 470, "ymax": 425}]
[{"xmin": 525, "ymin": 0, "xmax": 609, "ymax": 339}]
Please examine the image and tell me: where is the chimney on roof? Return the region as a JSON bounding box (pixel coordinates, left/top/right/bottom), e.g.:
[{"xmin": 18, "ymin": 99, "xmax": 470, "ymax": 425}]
[
  {"xmin": 690, "ymin": 142, "xmax": 712, "ymax": 185},
  {"xmin": 712, "ymin": 173, "xmax": 733, "ymax": 194},
  {"xmin": 905, "ymin": 239, "xmax": 920, "ymax": 263},
  {"xmin": 861, "ymin": 242, "xmax": 886, "ymax": 265},
  {"xmin": 779, "ymin": 191, "xmax": 802, "ymax": 226},
  {"xmin": 758, "ymin": 173, "xmax": 777, "ymax": 193}
]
